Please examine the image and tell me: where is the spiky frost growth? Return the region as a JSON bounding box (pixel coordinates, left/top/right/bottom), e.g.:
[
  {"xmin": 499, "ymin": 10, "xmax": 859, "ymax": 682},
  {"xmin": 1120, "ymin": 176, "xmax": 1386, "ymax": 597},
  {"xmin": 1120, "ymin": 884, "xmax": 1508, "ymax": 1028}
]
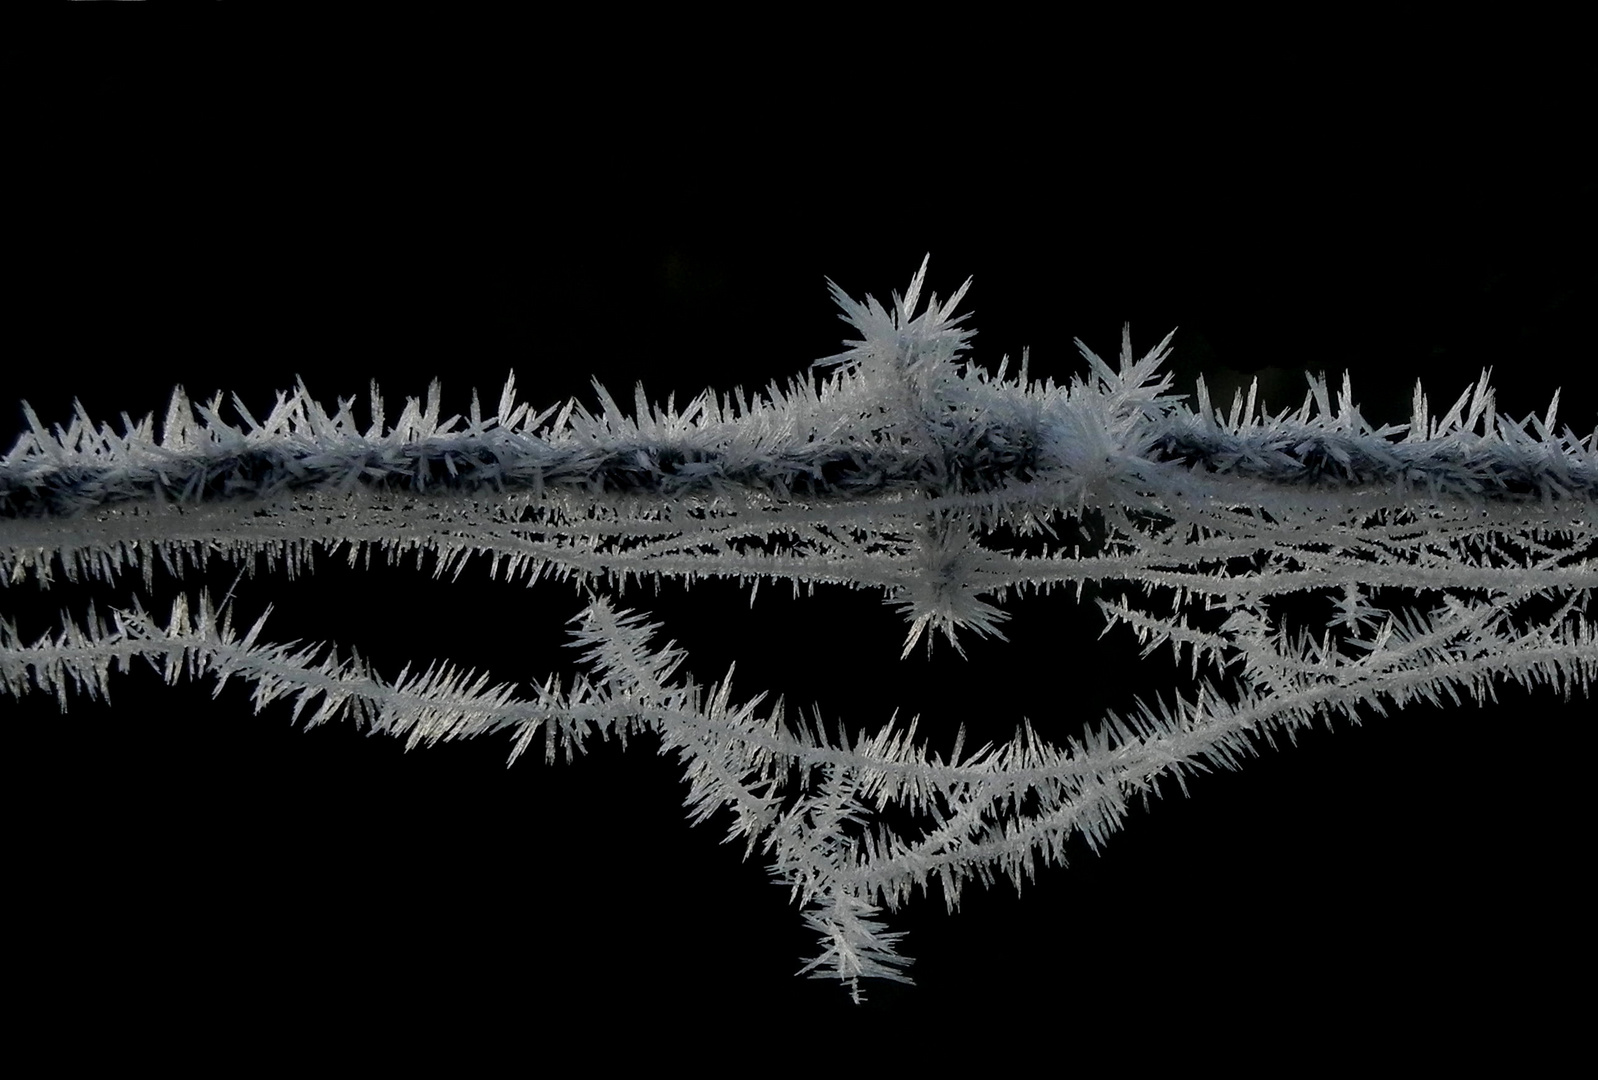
[{"xmin": 2, "ymin": 257, "xmax": 1594, "ymax": 1000}]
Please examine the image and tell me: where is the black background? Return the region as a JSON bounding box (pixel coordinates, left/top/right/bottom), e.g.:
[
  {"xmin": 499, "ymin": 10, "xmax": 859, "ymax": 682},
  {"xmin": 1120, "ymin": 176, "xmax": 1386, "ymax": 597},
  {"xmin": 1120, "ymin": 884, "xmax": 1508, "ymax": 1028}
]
[{"xmin": 6, "ymin": 16, "xmax": 1592, "ymax": 1052}]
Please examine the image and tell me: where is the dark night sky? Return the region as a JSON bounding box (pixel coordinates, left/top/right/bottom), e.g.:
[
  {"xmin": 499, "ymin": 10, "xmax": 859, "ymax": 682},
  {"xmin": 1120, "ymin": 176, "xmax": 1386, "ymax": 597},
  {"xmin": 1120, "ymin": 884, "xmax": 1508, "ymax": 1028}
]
[{"xmin": 6, "ymin": 22, "xmax": 1591, "ymax": 1045}]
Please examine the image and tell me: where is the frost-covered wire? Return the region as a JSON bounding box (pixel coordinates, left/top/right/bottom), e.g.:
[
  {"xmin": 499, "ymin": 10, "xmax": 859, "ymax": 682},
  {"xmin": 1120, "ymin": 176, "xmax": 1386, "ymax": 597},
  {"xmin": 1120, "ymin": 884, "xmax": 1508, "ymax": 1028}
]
[{"xmin": 2, "ymin": 256, "xmax": 1593, "ymax": 1000}]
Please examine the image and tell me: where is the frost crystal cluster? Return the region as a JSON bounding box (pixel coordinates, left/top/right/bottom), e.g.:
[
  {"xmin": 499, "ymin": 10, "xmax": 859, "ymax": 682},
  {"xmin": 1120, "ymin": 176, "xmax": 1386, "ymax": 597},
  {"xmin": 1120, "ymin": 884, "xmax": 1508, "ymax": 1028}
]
[{"xmin": 2, "ymin": 259, "xmax": 1594, "ymax": 1001}]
